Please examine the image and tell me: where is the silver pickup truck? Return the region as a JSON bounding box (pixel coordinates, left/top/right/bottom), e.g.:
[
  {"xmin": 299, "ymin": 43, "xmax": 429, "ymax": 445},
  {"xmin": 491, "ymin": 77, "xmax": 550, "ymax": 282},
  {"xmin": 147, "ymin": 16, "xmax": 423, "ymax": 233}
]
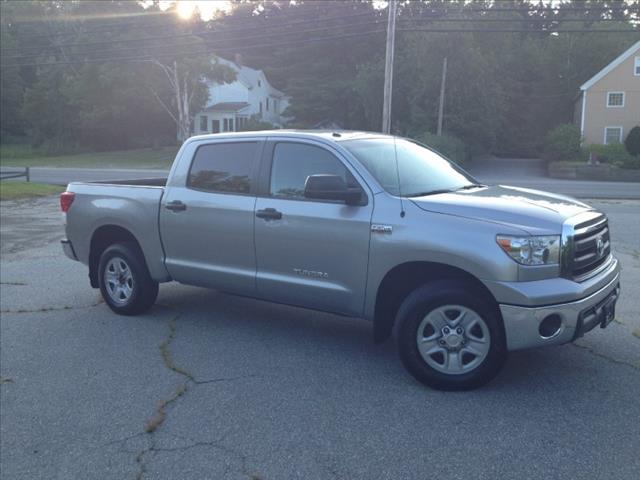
[{"xmin": 61, "ymin": 131, "xmax": 621, "ymax": 390}]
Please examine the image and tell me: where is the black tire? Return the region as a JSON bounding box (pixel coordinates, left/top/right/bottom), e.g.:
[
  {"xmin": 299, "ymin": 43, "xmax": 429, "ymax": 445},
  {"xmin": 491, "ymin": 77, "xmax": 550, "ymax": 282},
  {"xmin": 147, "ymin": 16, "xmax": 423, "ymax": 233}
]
[
  {"xmin": 395, "ymin": 280, "xmax": 507, "ymax": 391},
  {"xmin": 98, "ymin": 242, "xmax": 158, "ymax": 315}
]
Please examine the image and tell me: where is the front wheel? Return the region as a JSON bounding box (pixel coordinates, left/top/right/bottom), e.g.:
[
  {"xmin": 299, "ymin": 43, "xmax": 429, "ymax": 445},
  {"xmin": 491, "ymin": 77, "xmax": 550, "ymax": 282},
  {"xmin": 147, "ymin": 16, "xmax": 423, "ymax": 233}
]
[
  {"xmin": 98, "ymin": 242, "xmax": 158, "ymax": 315},
  {"xmin": 395, "ymin": 281, "xmax": 507, "ymax": 391}
]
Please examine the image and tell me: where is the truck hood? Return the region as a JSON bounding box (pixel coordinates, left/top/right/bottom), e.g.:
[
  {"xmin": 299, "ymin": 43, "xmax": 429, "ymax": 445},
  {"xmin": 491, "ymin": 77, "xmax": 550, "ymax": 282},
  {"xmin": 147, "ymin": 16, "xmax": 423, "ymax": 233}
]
[{"xmin": 410, "ymin": 185, "xmax": 593, "ymax": 234}]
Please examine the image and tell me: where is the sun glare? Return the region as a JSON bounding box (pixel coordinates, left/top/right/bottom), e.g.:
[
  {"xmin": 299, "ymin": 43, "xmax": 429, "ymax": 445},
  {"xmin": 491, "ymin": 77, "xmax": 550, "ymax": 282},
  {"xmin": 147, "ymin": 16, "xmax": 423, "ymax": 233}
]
[
  {"xmin": 169, "ymin": 1, "xmax": 233, "ymax": 21},
  {"xmin": 176, "ymin": 1, "xmax": 194, "ymax": 20}
]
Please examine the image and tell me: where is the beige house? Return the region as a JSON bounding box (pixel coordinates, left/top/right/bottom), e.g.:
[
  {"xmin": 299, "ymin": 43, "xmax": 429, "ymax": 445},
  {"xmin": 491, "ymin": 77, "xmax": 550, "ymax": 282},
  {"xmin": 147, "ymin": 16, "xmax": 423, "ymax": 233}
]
[{"xmin": 575, "ymin": 40, "xmax": 640, "ymax": 146}]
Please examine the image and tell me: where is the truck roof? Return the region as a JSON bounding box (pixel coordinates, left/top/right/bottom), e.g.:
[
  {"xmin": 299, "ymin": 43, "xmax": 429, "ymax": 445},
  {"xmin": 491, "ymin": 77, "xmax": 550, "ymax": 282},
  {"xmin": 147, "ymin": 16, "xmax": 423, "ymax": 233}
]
[{"xmin": 186, "ymin": 130, "xmax": 391, "ymax": 144}]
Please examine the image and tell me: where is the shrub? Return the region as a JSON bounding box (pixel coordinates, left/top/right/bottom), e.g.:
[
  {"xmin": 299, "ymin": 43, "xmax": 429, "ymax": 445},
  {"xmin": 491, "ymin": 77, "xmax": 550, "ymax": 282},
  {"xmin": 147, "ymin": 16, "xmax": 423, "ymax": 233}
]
[
  {"xmin": 416, "ymin": 132, "xmax": 469, "ymax": 165},
  {"xmin": 587, "ymin": 143, "xmax": 640, "ymax": 169},
  {"xmin": 543, "ymin": 124, "xmax": 582, "ymax": 161},
  {"xmin": 238, "ymin": 115, "xmax": 278, "ymax": 132},
  {"xmin": 625, "ymin": 126, "xmax": 640, "ymax": 156}
]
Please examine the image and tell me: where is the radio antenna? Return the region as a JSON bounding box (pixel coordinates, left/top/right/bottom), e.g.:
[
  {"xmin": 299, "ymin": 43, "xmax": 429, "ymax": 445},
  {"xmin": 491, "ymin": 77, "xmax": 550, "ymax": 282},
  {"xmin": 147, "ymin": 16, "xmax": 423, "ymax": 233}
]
[{"xmin": 392, "ymin": 135, "xmax": 405, "ymax": 218}]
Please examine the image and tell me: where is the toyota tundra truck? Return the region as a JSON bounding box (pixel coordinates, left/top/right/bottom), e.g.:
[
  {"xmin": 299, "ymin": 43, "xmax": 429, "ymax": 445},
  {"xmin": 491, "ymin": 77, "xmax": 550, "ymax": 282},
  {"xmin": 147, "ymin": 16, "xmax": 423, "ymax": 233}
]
[{"xmin": 61, "ymin": 131, "xmax": 621, "ymax": 390}]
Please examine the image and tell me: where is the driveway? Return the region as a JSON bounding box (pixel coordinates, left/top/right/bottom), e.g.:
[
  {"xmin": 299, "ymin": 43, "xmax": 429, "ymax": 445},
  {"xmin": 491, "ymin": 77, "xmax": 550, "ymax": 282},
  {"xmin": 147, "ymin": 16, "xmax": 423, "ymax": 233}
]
[{"xmin": 1, "ymin": 196, "xmax": 639, "ymax": 479}]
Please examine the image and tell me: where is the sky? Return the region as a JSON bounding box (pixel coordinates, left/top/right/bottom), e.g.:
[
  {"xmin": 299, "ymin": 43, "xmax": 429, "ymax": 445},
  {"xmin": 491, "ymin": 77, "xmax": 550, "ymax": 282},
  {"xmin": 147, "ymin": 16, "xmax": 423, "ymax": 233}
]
[
  {"xmin": 144, "ymin": 0, "xmax": 636, "ymax": 22},
  {"xmin": 139, "ymin": 1, "xmax": 234, "ymax": 21},
  {"xmin": 146, "ymin": 0, "xmax": 390, "ymax": 20}
]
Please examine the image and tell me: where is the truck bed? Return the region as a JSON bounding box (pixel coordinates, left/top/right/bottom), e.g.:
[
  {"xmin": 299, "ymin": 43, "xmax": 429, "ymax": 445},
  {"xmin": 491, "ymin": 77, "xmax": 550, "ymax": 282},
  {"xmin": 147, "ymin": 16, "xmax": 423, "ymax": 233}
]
[
  {"xmin": 64, "ymin": 179, "xmax": 170, "ymax": 282},
  {"xmin": 82, "ymin": 177, "xmax": 168, "ymax": 187}
]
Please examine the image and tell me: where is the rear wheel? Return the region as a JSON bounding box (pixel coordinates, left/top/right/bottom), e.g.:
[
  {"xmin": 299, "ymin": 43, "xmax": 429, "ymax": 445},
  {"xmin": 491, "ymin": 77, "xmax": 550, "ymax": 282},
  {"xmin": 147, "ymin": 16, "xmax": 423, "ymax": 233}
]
[
  {"xmin": 98, "ymin": 242, "xmax": 158, "ymax": 315},
  {"xmin": 395, "ymin": 281, "xmax": 506, "ymax": 390}
]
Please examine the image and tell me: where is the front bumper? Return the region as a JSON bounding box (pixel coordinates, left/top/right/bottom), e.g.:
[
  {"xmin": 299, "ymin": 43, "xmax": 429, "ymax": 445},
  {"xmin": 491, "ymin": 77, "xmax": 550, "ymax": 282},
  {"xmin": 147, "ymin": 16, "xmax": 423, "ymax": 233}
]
[
  {"xmin": 61, "ymin": 239, "xmax": 78, "ymax": 261},
  {"xmin": 500, "ymin": 272, "xmax": 621, "ymax": 351}
]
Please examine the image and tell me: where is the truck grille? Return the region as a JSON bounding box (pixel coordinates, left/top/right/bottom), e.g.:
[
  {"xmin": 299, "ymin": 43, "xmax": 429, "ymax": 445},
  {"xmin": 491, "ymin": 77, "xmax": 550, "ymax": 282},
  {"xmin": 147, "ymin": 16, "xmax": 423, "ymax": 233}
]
[{"xmin": 568, "ymin": 214, "xmax": 611, "ymax": 281}]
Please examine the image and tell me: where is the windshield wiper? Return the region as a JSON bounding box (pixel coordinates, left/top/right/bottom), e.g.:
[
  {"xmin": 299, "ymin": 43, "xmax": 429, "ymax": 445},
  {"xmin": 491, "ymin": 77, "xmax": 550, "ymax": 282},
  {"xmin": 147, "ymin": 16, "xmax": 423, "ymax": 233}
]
[
  {"xmin": 457, "ymin": 183, "xmax": 487, "ymax": 190},
  {"xmin": 407, "ymin": 189, "xmax": 453, "ymax": 197}
]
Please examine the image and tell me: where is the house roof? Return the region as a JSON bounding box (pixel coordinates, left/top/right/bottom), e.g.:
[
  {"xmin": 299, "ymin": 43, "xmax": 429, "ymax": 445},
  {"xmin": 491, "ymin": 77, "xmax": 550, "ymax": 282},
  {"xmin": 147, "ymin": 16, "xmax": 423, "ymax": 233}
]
[
  {"xmin": 215, "ymin": 56, "xmax": 287, "ymax": 98},
  {"xmin": 204, "ymin": 102, "xmax": 250, "ymax": 112},
  {"xmin": 580, "ymin": 40, "xmax": 640, "ymax": 91}
]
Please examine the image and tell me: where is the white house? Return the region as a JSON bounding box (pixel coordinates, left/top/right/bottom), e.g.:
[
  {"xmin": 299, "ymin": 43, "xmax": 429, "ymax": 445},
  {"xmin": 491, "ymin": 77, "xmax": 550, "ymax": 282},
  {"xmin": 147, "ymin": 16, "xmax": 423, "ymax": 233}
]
[{"xmin": 193, "ymin": 55, "xmax": 290, "ymax": 134}]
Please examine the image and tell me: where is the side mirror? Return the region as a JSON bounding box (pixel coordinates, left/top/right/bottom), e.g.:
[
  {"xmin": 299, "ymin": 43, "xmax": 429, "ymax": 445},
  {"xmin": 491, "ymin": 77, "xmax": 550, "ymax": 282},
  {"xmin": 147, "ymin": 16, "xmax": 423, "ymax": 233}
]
[{"xmin": 304, "ymin": 174, "xmax": 362, "ymax": 205}]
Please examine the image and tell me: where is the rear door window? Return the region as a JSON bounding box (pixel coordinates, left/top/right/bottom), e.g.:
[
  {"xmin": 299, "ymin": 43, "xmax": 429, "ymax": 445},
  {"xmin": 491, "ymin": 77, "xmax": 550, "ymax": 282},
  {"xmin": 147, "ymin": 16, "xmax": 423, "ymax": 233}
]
[{"xmin": 188, "ymin": 142, "xmax": 259, "ymax": 194}]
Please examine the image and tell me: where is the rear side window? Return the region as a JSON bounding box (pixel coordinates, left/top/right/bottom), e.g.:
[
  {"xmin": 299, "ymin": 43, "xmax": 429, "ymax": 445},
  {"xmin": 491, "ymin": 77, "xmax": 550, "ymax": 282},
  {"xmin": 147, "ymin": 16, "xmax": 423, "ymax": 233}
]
[
  {"xmin": 270, "ymin": 143, "xmax": 353, "ymax": 199},
  {"xmin": 188, "ymin": 142, "xmax": 258, "ymax": 194}
]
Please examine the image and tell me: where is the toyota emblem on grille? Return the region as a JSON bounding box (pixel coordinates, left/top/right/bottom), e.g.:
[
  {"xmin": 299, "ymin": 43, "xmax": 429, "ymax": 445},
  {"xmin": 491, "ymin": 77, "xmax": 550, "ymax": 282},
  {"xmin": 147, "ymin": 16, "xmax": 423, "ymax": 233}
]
[{"xmin": 596, "ymin": 235, "xmax": 605, "ymax": 257}]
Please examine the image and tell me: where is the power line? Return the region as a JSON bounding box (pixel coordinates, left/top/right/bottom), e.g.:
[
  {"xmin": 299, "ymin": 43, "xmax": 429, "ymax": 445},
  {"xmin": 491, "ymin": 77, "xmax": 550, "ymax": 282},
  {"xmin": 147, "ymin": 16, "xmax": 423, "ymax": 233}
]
[
  {"xmin": 4, "ymin": 17, "xmax": 178, "ymax": 42},
  {"xmin": 462, "ymin": 5, "xmax": 638, "ymax": 13},
  {"xmin": 401, "ymin": 16, "xmax": 638, "ymax": 23},
  {"xmin": 1, "ymin": 18, "xmax": 388, "ymax": 61},
  {"xmin": 398, "ymin": 27, "xmax": 639, "ymax": 33},
  {"xmin": 0, "ymin": 10, "xmax": 385, "ymax": 52},
  {"xmin": 3, "ymin": 14, "xmax": 636, "ymax": 62},
  {"xmin": 2, "ymin": 4, "xmax": 636, "ymax": 52},
  {"xmin": 3, "ymin": 25, "xmax": 637, "ymax": 69},
  {"xmin": 1, "ymin": 28, "xmax": 389, "ymax": 68}
]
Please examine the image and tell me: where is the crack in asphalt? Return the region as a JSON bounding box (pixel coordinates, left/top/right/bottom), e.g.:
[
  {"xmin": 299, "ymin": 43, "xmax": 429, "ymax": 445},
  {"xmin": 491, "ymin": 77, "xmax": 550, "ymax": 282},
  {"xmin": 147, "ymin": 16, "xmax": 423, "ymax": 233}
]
[
  {"xmin": 131, "ymin": 434, "xmax": 260, "ymax": 480},
  {"xmin": 134, "ymin": 314, "xmax": 258, "ymax": 479},
  {"xmin": 572, "ymin": 342, "xmax": 640, "ymax": 370},
  {"xmin": 0, "ymin": 281, "xmax": 28, "ymax": 286},
  {"xmin": 0, "ymin": 298, "xmax": 103, "ymax": 314}
]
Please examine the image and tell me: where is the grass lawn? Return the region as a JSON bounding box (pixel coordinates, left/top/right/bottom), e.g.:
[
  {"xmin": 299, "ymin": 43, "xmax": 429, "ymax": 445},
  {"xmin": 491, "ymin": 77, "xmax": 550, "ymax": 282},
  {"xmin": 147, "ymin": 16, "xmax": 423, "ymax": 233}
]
[
  {"xmin": 0, "ymin": 144, "xmax": 178, "ymax": 169},
  {"xmin": 0, "ymin": 182, "xmax": 65, "ymax": 201}
]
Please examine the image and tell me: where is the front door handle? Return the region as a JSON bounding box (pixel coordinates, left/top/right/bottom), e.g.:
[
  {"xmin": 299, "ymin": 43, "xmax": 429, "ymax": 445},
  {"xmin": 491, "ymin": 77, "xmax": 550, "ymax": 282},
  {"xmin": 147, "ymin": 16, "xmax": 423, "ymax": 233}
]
[
  {"xmin": 165, "ymin": 200, "xmax": 187, "ymax": 212},
  {"xmin": 256, "ymin": 208, "xmax": 282, "ymax": 220}
]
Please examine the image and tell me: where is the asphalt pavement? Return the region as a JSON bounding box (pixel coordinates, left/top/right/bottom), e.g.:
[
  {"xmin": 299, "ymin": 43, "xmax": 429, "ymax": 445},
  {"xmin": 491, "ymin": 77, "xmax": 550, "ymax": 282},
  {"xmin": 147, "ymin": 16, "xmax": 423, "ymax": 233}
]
[{"xmin": 1, "ymin": 196, "xmax": 639, "ymax": 479}]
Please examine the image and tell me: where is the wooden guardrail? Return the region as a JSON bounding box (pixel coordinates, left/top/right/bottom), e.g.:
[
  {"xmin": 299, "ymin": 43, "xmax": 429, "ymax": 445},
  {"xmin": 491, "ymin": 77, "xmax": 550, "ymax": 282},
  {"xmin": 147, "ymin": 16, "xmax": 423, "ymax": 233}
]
[{"xmin": 0, "ymin": 167, "xmax": 30, "ymax": 182}]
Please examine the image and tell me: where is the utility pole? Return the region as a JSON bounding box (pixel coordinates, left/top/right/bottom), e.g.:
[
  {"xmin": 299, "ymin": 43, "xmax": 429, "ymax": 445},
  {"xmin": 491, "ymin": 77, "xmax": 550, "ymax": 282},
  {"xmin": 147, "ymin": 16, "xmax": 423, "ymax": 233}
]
[
  {"xmin": 437, "ymin": 56, "xmax": 447, "ymax": 136},
  {"xmin": 382, "ymin": 0, "xmax": 397, "ymax": 134}
]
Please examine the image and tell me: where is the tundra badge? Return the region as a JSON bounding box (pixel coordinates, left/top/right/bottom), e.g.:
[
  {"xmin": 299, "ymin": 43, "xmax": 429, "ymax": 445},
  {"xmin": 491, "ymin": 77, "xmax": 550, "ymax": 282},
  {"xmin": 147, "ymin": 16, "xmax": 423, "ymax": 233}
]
[{"xmin": 371, "ymin": 224, "xmax": 393, "ymax": 234}]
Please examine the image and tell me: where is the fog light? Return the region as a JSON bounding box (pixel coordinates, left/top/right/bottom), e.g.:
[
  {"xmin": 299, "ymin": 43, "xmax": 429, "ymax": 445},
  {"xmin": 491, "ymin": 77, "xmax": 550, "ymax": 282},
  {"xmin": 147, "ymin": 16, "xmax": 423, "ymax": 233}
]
[{"xmin": 539, "ymin": 314, "xmax": 562, "ymax": 338}]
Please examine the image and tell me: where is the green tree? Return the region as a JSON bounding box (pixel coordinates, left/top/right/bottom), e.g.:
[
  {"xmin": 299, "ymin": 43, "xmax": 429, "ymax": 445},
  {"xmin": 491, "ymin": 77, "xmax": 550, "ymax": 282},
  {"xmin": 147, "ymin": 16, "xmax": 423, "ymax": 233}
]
[{"xmin": 624, "ymin": 126, "xmax": 640, "ymax": 156}]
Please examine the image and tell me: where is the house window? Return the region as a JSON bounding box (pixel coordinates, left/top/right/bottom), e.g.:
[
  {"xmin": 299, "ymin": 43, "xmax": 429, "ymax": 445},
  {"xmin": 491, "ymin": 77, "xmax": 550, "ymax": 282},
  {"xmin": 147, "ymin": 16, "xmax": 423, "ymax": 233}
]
[
  {"xmin": 229, "ymin": 118, "xmax": 235, "ymax": 131},
  {"xmin": 274, "ymin": 99, "xmax": 279, "ymax": 114},
  {"xmin": 266, "ymin": 98, "xmax": 269, "ymax": 111},
  {"xmin": 604, "ymin": 127, "xmax": 623, "ymax": 145},
  {"xmin": 259, "ymin": 102, "xmax": 262, "ymax": 115},
  {"xmin": 635, "ymin": 56, "xmax": 640, "ymax": 76},
  {"xmin": 211, "ymin": 120, "xmax": 220, "ymax": 133},
  {"xmin": 199, "ymin": 116, "xmax": 208, "ymax": 132},
  {"xmin": 258, "ymin": 80, "xmax": 261, "ymax": 87},
  {"xmin": 223, "ymin": 119, "xmax": 229, "ymax": 132},
  {"xmin": 607, "ymin": 92, "xmax": 625, "ymax": 107}
]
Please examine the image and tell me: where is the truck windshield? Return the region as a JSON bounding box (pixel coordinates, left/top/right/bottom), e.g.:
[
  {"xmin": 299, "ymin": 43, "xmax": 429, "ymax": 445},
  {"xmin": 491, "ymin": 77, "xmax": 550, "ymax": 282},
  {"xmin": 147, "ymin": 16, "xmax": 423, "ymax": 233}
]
[{"xmin": 342, "ymin": 138, "xmax": 478, "ymax": 197}]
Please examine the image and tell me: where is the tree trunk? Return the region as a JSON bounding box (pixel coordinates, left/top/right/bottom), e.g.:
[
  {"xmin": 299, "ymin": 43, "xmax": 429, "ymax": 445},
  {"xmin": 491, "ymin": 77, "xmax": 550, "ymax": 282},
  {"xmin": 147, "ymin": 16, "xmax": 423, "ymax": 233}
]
[{"xmin": 150, "ymin": 60, "xmax": 194, "ymax": 144}]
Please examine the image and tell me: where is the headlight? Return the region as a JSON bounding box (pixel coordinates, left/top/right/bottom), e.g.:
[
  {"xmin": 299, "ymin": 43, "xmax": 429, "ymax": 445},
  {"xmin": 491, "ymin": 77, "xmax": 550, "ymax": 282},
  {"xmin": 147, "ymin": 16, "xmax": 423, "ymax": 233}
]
[{"xmin": 496, "ymin": 235, "xmax": 560, "ymax": 265}]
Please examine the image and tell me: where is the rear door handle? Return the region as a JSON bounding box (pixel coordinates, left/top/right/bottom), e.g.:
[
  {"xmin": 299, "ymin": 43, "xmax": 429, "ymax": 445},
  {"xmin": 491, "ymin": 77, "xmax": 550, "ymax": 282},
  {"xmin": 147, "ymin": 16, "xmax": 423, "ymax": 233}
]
[
  {"xmin": 256, "ymin": 208, "xmax": 282, "ymax": 220},
  {"xmin": 165, "ymin": 200, "xmax": 187, "ymax": 212}
]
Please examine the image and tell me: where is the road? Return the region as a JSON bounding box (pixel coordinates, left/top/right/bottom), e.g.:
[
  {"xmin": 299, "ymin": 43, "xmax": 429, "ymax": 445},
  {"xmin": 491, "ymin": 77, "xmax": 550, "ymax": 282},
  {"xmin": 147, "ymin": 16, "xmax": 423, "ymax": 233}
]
[
  {"xmin": 1, "ymin": 195, "xmax": 639, "ymax": 479},
  {"xmin": 466, "ymin": 157, "xmax": 640, "ymax": 199},
  {"xmin": 3, "ymin": 166, "xmax": 171, "ymax": 185},
  {"xmin": 4, "ymin": 160, "xmax": 639, "ymax": 199}
]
